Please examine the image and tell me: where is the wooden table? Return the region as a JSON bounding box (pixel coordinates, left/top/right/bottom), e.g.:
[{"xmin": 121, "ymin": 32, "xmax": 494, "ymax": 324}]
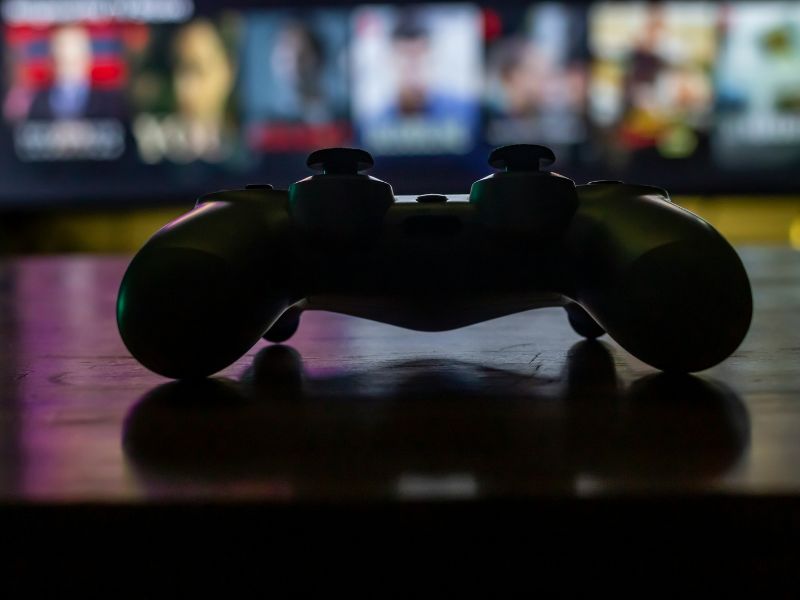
[{"xmin": 1, "ymin": 249, "xmax": 798, "ymax": 584}]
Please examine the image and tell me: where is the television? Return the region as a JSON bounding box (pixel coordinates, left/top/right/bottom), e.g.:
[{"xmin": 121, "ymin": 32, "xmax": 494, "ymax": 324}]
[{"xmin": 1, "ymin": 0, "xmax": 799, "ymax": 208}]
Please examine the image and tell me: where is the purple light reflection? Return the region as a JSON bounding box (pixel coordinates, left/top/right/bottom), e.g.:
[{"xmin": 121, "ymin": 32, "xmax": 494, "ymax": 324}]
[{"xmin": 14, "ymin": 257, "xmax": 147, "ymax": 500}]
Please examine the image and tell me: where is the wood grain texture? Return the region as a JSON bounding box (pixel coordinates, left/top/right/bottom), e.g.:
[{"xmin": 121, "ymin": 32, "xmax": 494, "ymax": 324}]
[
  {"xmin": 1, "ymin": 249, "xmax": 799, "ymax": 587},
  {"xmin": 0, "ymin": 247, "xmax": 797, "ymax": 505}
]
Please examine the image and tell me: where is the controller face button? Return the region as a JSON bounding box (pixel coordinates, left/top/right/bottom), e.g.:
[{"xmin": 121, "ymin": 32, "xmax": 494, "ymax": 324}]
[
  {"xmin": 245, "ymin": 184, "xmax": 274, "ymax": 190},
  {"xmin": 306, "ymin": 147, "xmax": 374, "ymax": 175},
  {"xmin": 488, "ymin": 144, "xmax": 556, "ymax": 172},
  {"xmin": 415, "ymin": 194, "xmax": 448, "ymax": 204}
]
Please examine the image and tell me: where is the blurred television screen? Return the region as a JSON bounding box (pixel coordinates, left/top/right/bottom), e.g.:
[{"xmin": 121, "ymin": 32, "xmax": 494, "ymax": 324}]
[{"xmin": 1, "ymin": 0, "xmax": 799, "ymax": 206}]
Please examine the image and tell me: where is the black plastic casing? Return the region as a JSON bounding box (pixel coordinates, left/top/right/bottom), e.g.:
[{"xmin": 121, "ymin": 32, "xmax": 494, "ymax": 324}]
[{"xmin": 117, "ymin": 175, "xmax": 752, "ymax": 379}]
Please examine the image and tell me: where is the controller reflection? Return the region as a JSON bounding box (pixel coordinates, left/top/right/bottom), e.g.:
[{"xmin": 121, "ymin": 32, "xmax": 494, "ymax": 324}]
[{"xmin": 123, "ymin": 342, "xmax": 749, "ymax": 498}]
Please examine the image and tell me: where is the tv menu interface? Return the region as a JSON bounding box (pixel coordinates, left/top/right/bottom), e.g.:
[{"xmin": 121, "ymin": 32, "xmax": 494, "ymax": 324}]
[{"xmin": 2, "ymin": 0, "xmax": 799, "ymax": 204}]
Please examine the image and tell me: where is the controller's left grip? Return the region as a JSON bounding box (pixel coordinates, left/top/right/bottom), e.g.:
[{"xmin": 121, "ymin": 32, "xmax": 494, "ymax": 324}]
[
  {"xmin": 117, "ymin": 199, "xmax": 292, "ymax": 379},
  {"xmin": 118, "ymin": 246, "xmax": 289, "ymax": 379}
]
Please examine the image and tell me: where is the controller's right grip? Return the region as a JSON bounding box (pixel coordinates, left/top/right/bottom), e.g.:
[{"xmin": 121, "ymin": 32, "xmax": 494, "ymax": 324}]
[{"xmin": 576, "ymin": 235, "xmax": 752, "ymax": 372}]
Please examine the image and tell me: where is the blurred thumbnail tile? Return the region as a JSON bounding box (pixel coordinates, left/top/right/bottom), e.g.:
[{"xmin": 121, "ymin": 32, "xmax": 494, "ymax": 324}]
[
  {"xmin": 351, "ymin": 3, "xmax": 482, "ymax": 155},
  {"xmin": 240, "ymin": 9, "xmax": 350, "ymax": 152},
  {"xmin": 4, "ymin": 19, "xmax": 131, "ymax": 160},
  {"xmin": 484, "ymin": 4, "xmax": 588, "ymax": 159},
  {"xmin": 27, "ymin": 24, "xmax": 124, "ymax": 120},
  {"xmin": 589, "ymin": 2, "xmax": 717, "ymax": 165},
  {"xmin": 714, "ymin": 2, "xmax": 800, "ymax": 168},
  {"xmin": 131, "ymin": 16, "xmax": 241, "ymax": 164}
]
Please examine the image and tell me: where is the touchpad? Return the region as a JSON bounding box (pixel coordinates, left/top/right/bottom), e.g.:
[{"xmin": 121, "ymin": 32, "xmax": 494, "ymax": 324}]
[{"xmin": 403, "ymin": 215, "xmax": 462, "ymax": 238}]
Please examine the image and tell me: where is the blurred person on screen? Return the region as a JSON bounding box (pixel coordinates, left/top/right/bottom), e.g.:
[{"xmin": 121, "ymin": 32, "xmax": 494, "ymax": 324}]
[
  {"xmin": 489, "ymin": 38, "xmax": 544, "ymax": 118},
  {"xmin": 351, "ymin": 4, "xmax": 480, "ymax": 153},
  {"xmin": 238, "ymin": 11, "xmax": 350, "ymax": 152},
  {"xmin": 133, "ymin": 18, "xmax": 237, "ymax": 163},
  {"xmin": 269, "ymin": 20, "xmax": 330, "ymax": 123},
  {"xmin": 28, "ymin": 24, "xmax": 123, "ymax": 120},
  {"xmin": 353, "ymin": 6, "xmax": 480, "ymax": 154},
  {"xmin": 382, "ymin": 14, "xmax": 473, "ymax": 122},
  {"xmin": 488, "ymin": 38, "xmax": 584, "ymax": 119},
  {"xmin": 618, "ymin": 5, "xmax": 711, "ymax": 155},
  {"xmin": 482, "ymin": 5, "xmax": 587, "ymax": 151},
  {"xmin": 170, "ymin": 18, "xmax": 235, "ymax": 160}
]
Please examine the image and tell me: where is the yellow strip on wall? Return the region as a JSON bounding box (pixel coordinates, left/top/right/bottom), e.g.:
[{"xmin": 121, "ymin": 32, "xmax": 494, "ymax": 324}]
[{"xmin": 5, "ymin": 197, "xmax": 800, "ymax": 253}]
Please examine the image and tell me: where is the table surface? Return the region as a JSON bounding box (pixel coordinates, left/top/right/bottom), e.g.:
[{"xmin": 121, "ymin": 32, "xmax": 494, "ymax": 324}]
[{"xmin": 0, "ymin": 247, "xmax": 798, "ymax": 506}]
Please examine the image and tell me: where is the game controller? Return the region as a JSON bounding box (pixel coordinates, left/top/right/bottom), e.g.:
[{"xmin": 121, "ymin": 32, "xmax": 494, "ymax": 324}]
[{"xmin": 117, "ymin": 144, "xmax": 752, "ymax": 379}]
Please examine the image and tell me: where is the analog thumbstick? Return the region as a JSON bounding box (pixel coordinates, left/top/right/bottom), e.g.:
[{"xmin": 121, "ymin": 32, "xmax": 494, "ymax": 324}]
[
  {"xmin": 488, "ymin": 144, "xmax": 556, "ymax": 172},
  {"xmin": 307, "ymin": 148, "xmax": 374, "ymax": 175}
]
